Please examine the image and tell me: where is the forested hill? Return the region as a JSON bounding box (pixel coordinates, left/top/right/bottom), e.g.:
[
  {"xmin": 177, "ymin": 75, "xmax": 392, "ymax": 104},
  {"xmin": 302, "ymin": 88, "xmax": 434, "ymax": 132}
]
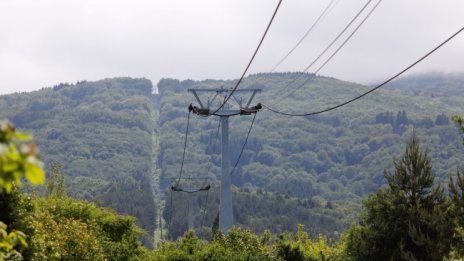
[
  {"xmin": 158, "ymin": 72, "xmax": 464, "ymax": 197},
  {"xmin": 1, "ymin": 73, "xmax": 464, "ymax": 243},
  {"xmin": 159, "ymin": 72, "xmax": 464, "ymax": 238},
  {"xmin": 0, "ymin": 78, "xmax": 156, "ymax": 245}
]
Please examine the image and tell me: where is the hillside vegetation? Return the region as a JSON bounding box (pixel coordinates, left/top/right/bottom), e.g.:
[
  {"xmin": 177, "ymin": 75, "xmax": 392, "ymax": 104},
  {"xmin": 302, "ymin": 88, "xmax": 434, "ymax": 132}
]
[
  {"xmin": 1, "ymin": 72, "xmax": 464, "ymax": 259},
  {"xmin": 157, "ymin": 73, "xmax": 464, "ymax": 238},
  {"xmin": 1, "ymin": 73, "xmax": 463, "ymax": 244},
  {"xmin": 0, "ymin": 78, "xmax": 156, "ymax": 245}
]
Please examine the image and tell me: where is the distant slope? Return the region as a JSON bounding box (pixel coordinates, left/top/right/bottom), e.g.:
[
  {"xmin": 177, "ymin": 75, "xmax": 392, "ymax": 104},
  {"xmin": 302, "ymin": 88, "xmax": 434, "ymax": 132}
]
[
  {"xmin": 0, "ymin": 78, "xmax": 156, "ymax": 245},
  {"xmin": 386, "ymin": 72, "xmax": 464, "ymax": 97},
  {"xmin": 157, "ymin": 72, "xmax": 464, "ymax": 238}
]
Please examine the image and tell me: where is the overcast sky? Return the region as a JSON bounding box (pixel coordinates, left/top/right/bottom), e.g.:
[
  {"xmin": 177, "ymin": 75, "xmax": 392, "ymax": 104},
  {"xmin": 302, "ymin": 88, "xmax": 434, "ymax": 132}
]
[{"xmin": 0, "ymin": 0, "xmax": 463, "ymax": 95}]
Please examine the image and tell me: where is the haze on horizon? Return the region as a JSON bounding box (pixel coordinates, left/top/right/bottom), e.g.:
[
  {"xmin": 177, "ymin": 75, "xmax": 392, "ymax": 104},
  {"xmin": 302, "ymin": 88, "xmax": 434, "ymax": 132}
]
[{"xmin": 1, "ymin": 0, "xmax": 463, "ymax": 95}]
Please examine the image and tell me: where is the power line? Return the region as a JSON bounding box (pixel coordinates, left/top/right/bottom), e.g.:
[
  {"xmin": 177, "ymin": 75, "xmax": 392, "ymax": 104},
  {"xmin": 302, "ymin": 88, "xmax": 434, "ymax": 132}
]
[
  {"xmin": 270, "ymin": 0, "xmax": 339, "ymax": 72},
  {"xmin": 272, "ymin": 0, "xmax": 383, "ymax": 106},
  {"xmin": 196, "ymin": 120, "xmax": 220, "ymax": 229},
  {"xmin": 262, "ymin": 26, "xmax": 464, "ymax": 117},
  {"xmin": 167, "ymin": 107, "xmax": 193, "ymax": 239},
  {"xmin": 176, "ymin": 108, "xmax": 192, "ymax": 186},
  {"xmin": 172, "ymin": 117, "xmax": 219, "ymax": 232},
  {"xmin": 200, "ymin": 187, "xmax": 210, "ymax": 228},
  {"xmin": 211, "ymin": 0, "xmax": 283, "ymax": 115},
  {"xmin": 183, "ymin": 191, "xmax": 189, "ymax": 230},
  {"xmin": 271, "ymin": 0, "xmax": 376, "ymax": 107},
  {"xmin": 231, "ymin": 113, "xmax": 258, "ymax": 176},
  {"xmin": 166, "ymin": 188, "xmax": 174, "ymax": 240}
]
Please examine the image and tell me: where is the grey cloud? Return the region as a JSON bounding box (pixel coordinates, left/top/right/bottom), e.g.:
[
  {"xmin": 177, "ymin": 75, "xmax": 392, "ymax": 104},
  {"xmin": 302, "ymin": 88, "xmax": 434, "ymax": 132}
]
[{"xmin": 0, "ymin": 0, "xmax": 463, "ymax": 95}]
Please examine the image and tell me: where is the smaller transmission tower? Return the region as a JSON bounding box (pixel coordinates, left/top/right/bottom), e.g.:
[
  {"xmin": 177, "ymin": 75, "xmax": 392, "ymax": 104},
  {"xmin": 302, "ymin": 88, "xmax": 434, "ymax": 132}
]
[{"xmin": 171, "ymin": 183, "xmax": 211, "ymax": 231}]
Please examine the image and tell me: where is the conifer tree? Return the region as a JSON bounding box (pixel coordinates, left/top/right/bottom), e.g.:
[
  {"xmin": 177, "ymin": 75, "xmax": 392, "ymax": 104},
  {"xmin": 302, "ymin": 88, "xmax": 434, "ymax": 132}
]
[
  {"xmin": 346, "ymin": 132, "xmax": 452, "ymax": 260},
  {"xmin": 447, "ymin": 115, "xmax": 464, "ymax": 259},
  {"xmin": 449, "ymin": 170, "xmax": 464, "ymax": 257}
]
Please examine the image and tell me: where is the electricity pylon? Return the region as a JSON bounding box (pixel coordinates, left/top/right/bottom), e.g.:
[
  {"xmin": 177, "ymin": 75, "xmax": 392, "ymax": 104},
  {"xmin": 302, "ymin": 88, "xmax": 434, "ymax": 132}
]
[
  {"xmin": 171, "ymin": 184, "xmax": 211, "ymax": 230},
  {"xmin": 188, "ymin": 87, "xmax": 261, "ymax": 233}
]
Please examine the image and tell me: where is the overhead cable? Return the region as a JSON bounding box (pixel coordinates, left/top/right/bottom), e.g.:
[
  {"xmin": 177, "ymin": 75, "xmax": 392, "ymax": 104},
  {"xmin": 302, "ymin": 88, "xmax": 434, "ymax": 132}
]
[
  {"xmin": 270, "ymin": 0, "xmax": 339, "ymax": 71},
  {"xmin": 211, "ymin": 0, "xmax": 283, "ymax": 115},
  {"xmin": 272, "ymin": 0, "xmax": 383, "ymax": 106},
  {"xmin": 271, "ymin": 0, "xmax": 376, "ymax": 106},
  {"xmin": 193, "ymin": 119, "xmax": 220, "ymax": 229},
  {"xmin": 167, "ymin": 188, "xmax": 174, "ymax": 240},
  {"xmin": 230, "ymin": 113, "xmax": 258, "ymax": 176},
  {"xmin": 200, "ymin": 188, "xmax": 210, "ymax": 228},
  {"xmin": 175, "ymin": 108, "xmax": 192, "ymax": 186},
  {"xmin": 262, "ymin": 26, "xmax": 464, "ymax": 117}
]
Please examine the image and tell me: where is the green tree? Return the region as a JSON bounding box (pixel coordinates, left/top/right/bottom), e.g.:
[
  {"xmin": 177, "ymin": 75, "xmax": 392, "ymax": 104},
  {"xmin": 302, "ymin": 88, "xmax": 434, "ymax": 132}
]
[
  {"xmin": 15, "ymin": 194, "xmax": 146, "ymax": 260},
  {"xmin": 449, "ymin": 114, "xmax": 464, "ymax": 258},
  {"xmin": 46, "ymin": 161, "xmax": 65, "ymax": 197},
  {"xmin": 0, "ymin": 120, "xmax": 45, "ymax": 193},
  {"xmin": 346, "ymin": 132, "xmax": 452, "ymax": 260},
  {"xmin": 452, "ymin": 114, "xmax": 464, "ymax": 145},
  {"xmin": 0, "ymin": 120, "xmax": 45, "ymax": 260},
  {"xmin": 452, "ymin": 115, "xmax": 464, "ymax": 131},
  {"xmin": 449, "ymin": 170, "xmax": 464, "ymax": 258},
  {"xmin": 276, "ymin": 224, "xmax": 344, "ymax": 261}
]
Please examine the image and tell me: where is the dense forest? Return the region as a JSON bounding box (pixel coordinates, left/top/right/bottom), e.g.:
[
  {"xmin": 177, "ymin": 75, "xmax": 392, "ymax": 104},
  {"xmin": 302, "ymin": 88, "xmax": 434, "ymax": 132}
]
[
  {"xmin": 0, "ymin": 78, "xmax": 157, "ymax": 245},
  {"xmin": 1, "ymin": 72, "xmax": 464, "ymax": 259}
]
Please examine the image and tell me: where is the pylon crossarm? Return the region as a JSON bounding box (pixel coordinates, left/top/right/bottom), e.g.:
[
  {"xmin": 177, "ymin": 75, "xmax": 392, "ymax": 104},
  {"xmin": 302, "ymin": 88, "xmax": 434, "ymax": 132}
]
[
  {"xmin": 188, "ymin": 88, "xmax": 261, "ymax": 111},
  {"xmin": 245, "ymin": 91, "xmax": 259, "ymax": 108},
  {"xmin": 231, "ymin": 94, "xmax": 242, "ymax": 108},
  {"xmin": 171, "ymin": 185, "xmax": 211, "ymax": 194},
  {"xmin": 191, "ymin": 104, "xmax": 261, "ymax": 117},
  {"xmin": 190, "ymin": 90, "xmax": 205, "ymax": 109}
]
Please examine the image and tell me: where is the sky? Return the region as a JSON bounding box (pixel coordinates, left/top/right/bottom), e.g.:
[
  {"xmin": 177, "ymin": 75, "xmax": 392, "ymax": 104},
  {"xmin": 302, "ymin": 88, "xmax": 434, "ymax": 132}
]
[{"xmin": 0, "ymin": 0, "xmax": 463, "ymax": 95}]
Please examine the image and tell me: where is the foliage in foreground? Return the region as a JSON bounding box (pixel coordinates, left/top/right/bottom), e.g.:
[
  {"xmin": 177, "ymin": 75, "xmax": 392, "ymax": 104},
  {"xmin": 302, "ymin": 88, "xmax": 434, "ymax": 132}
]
[
  {"xmin": 0, "ymin": 221, "xmax": 27, "ymax": 261},
  {"xmin": 0, "ymin": 120, "xmax": 44, "ymax": 194},
  {"xmin": 0, "ymin": 120, "xmax": 147, "ymax": 260},
  {"xmin": 2, "ymin": 189, "xmax": 147, "ymax": 260},
  {"xmin": 29, "ymin": 196, "xmax": 146, "ymax": 260},
  {"xmin": 150, "ymin": 226, "xmax": 344, "ymax": 261},
  {"xmin": 0, "ymin": 120, "xmax": 45, "ymax": 260}
]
